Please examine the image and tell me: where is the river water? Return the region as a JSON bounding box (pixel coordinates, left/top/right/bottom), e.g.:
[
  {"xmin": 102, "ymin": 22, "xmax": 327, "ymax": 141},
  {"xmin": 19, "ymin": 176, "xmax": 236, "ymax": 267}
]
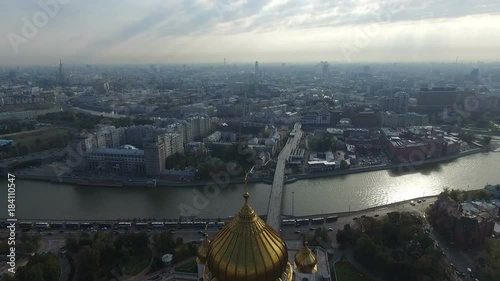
[{"xmin": 1, "ymin": 152, "xmax": 499, "ymax": 220}]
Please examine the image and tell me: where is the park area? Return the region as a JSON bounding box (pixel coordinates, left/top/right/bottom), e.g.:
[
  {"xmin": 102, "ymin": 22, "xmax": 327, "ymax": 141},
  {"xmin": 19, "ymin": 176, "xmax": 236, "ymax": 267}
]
[
  {"xmin": 0, "ymin": 127, "xmax": 72, "ymax": 156},
  {"xmin": 335, "ymin": 258, "xmax": 374, "ymax": 281}
]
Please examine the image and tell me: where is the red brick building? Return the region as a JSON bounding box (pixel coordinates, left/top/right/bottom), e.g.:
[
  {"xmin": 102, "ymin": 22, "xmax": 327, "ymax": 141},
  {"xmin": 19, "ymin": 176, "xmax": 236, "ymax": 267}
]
[{"xmin": 432, "ymin": 194, "xmax": 495, "ymax": 249}]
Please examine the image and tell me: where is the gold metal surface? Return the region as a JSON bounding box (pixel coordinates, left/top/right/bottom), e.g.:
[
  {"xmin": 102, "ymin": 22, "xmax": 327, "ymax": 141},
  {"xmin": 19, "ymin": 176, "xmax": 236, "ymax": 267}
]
[
  {"xmin": 205, "ymin": 192, "xmax": 289, "ymax": 281},
  {"xmin": 294, "ymin": 241, "xmax": 317, "ymax": 273},
  {"xmin": 197, "ymin": 236, "xmax": 211, "ymax": 264}
]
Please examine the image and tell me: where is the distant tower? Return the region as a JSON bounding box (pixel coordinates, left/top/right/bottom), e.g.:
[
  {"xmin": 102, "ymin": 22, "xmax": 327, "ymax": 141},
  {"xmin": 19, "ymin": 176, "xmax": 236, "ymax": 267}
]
[
  {"xmin": 321, "ymin": 61, "xmax": 329, "ymax": 77},
  {"xmin": 255, "ymin": 61, "xmax": 259, "ymax": 75},
  {"xmin": 58, "ymin": 59, "xmax": 65, "ymax": 82}
]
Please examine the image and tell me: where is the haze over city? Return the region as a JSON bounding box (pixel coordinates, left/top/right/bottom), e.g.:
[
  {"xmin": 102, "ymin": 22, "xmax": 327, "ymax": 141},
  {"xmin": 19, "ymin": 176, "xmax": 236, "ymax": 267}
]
[{"xmin": 1, "ymin": 0, "xmax": 500, "ymax": 65}]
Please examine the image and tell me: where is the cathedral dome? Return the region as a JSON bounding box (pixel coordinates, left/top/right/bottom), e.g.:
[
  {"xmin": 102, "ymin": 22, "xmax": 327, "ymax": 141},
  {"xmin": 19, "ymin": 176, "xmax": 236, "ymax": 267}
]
[
  {"xmin": 294, "ymin": 241, "xmax": 317, "ymax": 273},
  {"xmin": 205, "ymin": 192, "xmax": 289, "ymax": 281},
  {"xmin": 196, "ymin": 235, "xmax": 210, "ymax": 264}
]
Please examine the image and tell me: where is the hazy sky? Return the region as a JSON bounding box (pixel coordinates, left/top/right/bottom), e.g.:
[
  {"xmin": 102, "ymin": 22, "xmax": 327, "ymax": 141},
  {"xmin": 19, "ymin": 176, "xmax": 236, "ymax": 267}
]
[{"xmin": 1, "ymin": 0, "xmax": 500, "ymax": 65}]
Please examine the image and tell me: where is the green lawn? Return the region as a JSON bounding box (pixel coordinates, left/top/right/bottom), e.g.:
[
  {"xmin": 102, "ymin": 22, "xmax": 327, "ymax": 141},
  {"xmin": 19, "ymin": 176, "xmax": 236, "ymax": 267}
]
[
  {"xmin": 176, "ymin": 260, "xmax": 198, "ymax": 273},
  {"xmin": 6, "ymin": 127, "xmax": 71, "ymax": 145},
  {"xmin": 0, "ymin": 127, "xmax": 73, "ymax": 157},
  {"xmin": 124, "ymin": 248, "xmax": 152, "ymax": 276},
  {"xmin": 335, "ymin": 258, "xmax": 374, "ymax": 281}
]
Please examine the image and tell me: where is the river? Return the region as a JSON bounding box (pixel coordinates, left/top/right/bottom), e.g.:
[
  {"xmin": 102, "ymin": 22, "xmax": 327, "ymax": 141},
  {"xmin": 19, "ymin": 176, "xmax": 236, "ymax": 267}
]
[{"xmin": 1, "ymin": 152, "xmax": 499, "ymax": 220}]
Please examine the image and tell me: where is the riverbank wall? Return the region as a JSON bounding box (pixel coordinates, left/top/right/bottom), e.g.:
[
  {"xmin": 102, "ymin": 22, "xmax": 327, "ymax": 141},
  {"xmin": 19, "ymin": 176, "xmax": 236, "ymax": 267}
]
[
  {"xmin": 295, "ymin": 148, "xmax": 488, "ymax": 180},
  {"xmin": 0, "ymin": 195, "xmax": 440, "ymax": 222},
  {"xmin": 11, "ymin": 148, "xmax": 488, "ymax": 188}
]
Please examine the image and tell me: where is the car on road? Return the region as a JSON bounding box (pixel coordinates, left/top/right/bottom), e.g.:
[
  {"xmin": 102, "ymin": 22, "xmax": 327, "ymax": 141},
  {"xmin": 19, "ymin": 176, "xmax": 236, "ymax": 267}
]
[
  {"xmin": 294, "ymin": 230, "xmax": 301, "ymax": 234},
  {"xmin": 328, "ymin": 228, "xmax": 334, "ymax": 231},
  {"xmin": 352, "ymin": 217, "xmax": 358, "ymax": 220},
  {"xmin": 374, "ymin": 214, "xmax": 379, "ymax": 217},
  {"xmin": 417, "ymin": 199, "xmax": 422, "ymax": 203},
  {"xmin": 410, "ymin": 201, "xmax": 416, "ymax": 206},
  {"xmin": 309, "ymin": 227, "xmax": 315, "ymax": 231}
]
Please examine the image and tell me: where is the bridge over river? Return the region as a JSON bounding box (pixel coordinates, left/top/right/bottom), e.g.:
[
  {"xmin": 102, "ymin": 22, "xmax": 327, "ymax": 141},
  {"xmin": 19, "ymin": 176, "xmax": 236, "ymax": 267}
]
[{"xmin": 266, "ymin": 123, "xmax": 302, "ymax": 230}]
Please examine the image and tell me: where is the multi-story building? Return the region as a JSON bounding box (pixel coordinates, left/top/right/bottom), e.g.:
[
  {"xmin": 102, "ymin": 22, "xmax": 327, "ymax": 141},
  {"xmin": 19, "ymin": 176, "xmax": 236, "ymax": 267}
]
[
  {"xmin": 67, "ymin": 134, "xmax": 96, "ymax": 170},
  {"xmin": 68, "ymin": 134, "xmax": 95, "ymax": 156},
  {"xmin": 381, "ymin": 128, "xmax": 461, "ymax": 163},
  {"xmin": 417, "ymin": 87, "xmax": 474, "ymax": 112},
  {"xmin": 167, "ymin": 121, "xmax": 194, "ymax": 144},
  {"xmin": 162, "ymin": 132, "xmax": 184, "ymax": 157},
  {"xmin": 143, "ymin": 136, "xmax": 166, "ymax": 176},
  {"xmin": 380, "ymin": 111, "xmax": 429, "ymax": 127},
  {"xmin": 188, "ymin": 114, "xmax": 212, "ymax": 140},
  {"xmin": 343, "ymin": 128, "xmax": 370, "ymax": 139},
  {"xmin": 379, "ymin": 92, "xmax": 409, "ymax": 113},
  {"xmin": 95, "ymin": 125, "xmax": 125, "ymax": 148},
  {"xmin": 430, "ymin": 194, "xmax": 496, "ymax": 249},
  {"xmin": 86, "ymin": 147, "xmax": 145, "ymax": 174},
  {"xmin": 301, "ymin": 112, "xmax": 330, "ymax": 125},
  {"xmin": 203, "ymin": 131, "xmax": 222, "ymax": 143},
  {"xmin": 125, "ymin": 125, "xmax": 156, "ymax": 147},
  {"xmin": 0, "ymin": 108, "xmax": 60, "ymax": 121}
]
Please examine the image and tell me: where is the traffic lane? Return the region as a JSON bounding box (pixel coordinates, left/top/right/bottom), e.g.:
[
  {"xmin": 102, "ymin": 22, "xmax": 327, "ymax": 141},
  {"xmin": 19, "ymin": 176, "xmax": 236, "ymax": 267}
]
[
  {"xmin": 30, "ymin": 227, "xmax": 223, "ymax": 241},
  {"xmin": 431, "ymin": 228, "xmax": 476, "ymax": 279}
]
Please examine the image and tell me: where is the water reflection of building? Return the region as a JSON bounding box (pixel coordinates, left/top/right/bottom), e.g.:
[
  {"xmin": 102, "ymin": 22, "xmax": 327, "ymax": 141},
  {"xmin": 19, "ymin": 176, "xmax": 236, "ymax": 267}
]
[{"xmin": 196, "ymin": 192, "xmax": 332, "ymax": 281}]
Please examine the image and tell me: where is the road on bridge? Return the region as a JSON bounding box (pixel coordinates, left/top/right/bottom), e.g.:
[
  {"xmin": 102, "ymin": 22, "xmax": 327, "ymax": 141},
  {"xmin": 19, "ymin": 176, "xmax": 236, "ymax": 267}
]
[{"xmin": 266, "ymin": 123, "xmax": 302, "ymax": 230}]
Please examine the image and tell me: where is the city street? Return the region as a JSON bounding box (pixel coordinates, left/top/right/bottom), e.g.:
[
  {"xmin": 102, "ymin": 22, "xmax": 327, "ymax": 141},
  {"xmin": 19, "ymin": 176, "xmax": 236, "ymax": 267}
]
[{"xmin": 1, "ymin": 196, "xmax": 485, "ymax": 280}]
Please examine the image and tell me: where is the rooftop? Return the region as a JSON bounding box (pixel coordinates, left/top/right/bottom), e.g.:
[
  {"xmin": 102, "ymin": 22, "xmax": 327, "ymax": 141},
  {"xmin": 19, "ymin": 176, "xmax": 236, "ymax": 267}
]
[
  {"xmin": 0, "ymin": 139, "xmax": 13, "ymax": 146},
  {"xmin": 89, "ymin": 147, "xmax": 144, "ymax": 156}
]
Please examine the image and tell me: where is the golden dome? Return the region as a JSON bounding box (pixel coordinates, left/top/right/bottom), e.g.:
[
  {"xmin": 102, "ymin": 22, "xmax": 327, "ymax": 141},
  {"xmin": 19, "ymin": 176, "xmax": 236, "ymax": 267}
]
[
  {"xmin": 205, "ymin": 192, "xmax": 289, "ymax": 281},
  {"xmin": 294, "ymin": 241, "xmax": 317, "ymax": 273},
  {"xmin": 197, "ymin": 235, "xmax": 210, "ymax": 264}
]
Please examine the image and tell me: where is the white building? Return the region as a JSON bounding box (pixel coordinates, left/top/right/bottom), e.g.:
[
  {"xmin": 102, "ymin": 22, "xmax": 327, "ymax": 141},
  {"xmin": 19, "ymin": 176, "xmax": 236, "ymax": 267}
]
[{"xmin": 87, "ymin": 147, "xmax": 145, "ymax": 174}]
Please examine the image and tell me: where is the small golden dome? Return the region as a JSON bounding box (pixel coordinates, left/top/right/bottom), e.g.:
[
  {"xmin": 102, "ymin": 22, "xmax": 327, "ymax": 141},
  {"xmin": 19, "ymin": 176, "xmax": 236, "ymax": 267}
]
[
  {"xmin": 205, "ymin": 192, "xmax": 289, "ymax": 281},
  {"xmin": 294, "ymin": 241, "xmax": 317, "ymax": 273},
  {"xmin": 196, "ymin": 235, "xmax": 210, "ymax": 264}
]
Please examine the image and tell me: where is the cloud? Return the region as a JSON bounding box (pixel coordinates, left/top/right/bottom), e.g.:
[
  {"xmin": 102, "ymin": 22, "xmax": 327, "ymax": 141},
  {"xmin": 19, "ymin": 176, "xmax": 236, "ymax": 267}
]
[{"xmin": 1, "ymin": 0, "xmax": 500, "ymax": 64}]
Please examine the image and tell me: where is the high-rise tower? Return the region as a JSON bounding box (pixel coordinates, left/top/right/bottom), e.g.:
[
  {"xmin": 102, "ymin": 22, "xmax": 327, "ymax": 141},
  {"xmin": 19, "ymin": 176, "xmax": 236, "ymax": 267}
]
[
  {"xmin": 321, "ymin": 61, "xmax": 328, "ymax": 78},
  {"xmin": 58, "ymin": 59, "xmax": 65, "ymax": 82}
]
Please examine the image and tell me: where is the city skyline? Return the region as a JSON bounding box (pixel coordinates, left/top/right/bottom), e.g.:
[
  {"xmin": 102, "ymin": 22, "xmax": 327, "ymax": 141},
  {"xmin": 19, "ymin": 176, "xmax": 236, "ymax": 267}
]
[{"xmin": 0, "ymin": 0, "xmax": 499, "ymax": 65}]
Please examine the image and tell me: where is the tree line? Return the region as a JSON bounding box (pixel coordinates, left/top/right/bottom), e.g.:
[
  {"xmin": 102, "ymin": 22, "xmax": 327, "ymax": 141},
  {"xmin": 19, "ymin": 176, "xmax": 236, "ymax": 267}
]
[{"xmin": 336, "ymin": 212, "xmax": 446, "ymax": 281}]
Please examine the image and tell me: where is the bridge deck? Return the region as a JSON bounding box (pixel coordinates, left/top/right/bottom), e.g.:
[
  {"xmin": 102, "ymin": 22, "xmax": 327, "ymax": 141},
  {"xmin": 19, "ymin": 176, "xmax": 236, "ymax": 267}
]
[{"xmin": 266, "ymin": 124, "xmax": 302, "ymax": 230}]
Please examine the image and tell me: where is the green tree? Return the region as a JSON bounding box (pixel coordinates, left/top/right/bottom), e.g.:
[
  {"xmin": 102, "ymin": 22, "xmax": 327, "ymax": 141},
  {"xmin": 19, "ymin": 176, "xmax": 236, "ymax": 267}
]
[
  {"xmin": 481, "ymin": 239, "xmax": 500, "ymax": 281},
  {"xmin": 154, "ymin": 232, "xmax": 175, "ymax": 254},
  {"xmin": 77, "ymin": 246, "xmax": 102, "ymax": 281},
  {"xmin": 65, "ymin": 234, "xmax": 79, "ymax": 253},
  {"xmin": 16, "ymin": 254, "xmax": 60, "ymax": 281},
  {"xmin": 449, "ymin": 189, "xmax": 462, "ymax": 201},
  {"xmin": 175, "ymin": 237, "xmax": 184, "ymax": 247}
]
